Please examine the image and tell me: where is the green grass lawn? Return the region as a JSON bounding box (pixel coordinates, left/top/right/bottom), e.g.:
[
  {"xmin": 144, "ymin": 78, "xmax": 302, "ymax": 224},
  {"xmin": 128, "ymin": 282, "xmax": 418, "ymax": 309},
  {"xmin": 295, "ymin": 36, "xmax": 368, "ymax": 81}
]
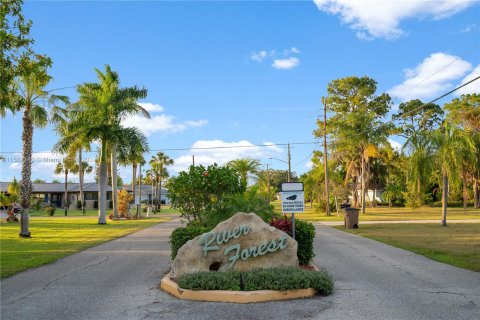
[
  {"xmin": 28, "ymin": 205, "xmax": 180, "ymax": 217},
  {"xmin": 271, "ymin": 201, "xmax": 480, "ymax": 222},
  {"xmin": 335, "ymin": 223, "xmax": 480, "ymax": 272},
  {"xmin": 0, "ymin": 216, "xmax": 171, "ymax": 279}
]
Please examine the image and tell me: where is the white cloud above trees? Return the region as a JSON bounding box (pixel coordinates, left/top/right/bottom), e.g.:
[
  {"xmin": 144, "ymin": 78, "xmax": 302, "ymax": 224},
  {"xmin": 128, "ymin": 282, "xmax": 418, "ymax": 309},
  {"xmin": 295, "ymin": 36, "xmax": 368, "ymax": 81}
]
[
  {"xmin": 122, "ymin": 102, "xmax": 208, "ymax": 136},
  {"xmin": 456, "ymin": 64, "xmax": 480, "ymax": 96},
  {"xmin": 171, "ymin": 140, "xmax": 284, "ymax": 173},
  {"xmin": 388, "ymin": 52, "xmax": 472, "ymax": 102},
  {"xmin": 313, "ymin": 0, "xmax": 475, "ymax": 39}
]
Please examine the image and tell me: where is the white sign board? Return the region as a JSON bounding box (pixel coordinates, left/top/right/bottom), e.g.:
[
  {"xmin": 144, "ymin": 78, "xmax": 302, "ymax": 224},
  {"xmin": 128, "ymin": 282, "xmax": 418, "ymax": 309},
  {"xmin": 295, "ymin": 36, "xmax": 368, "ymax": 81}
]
[
  {"xmin": 281, "ymin": 191, "xmax": 305, "ymax": 213},
  {"xmin": 281, "ymin": 182, "xmax": 304, "ymax": 192}
]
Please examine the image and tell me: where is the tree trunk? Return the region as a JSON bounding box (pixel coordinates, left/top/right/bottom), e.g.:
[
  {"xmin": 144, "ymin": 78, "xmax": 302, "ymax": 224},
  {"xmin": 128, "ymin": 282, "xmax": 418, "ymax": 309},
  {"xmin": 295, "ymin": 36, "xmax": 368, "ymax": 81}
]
[
  {"xmin": 64, "ymin": 170, "xmax": 68, "ymax": 216},
  {"xmin": 111, "ymin": 146, "xmax": 119, "ymax": 219},
  {"xmin": 474, "ymin": 178, "xmax": 479, "ymax": 209},
  {"xmin": 352, "ymin": 178, "xmax": 358, "ymax": 207},
  {"xmin": 20, "ymin": 106, "xmax": 33, "ymax": 237},
  {"xmin": 361, "ymin": 155, "xmax": 366, "ymax": 214},
  {"xmin": 441, "ymin": 171, "xmax": 448, "ymax": 227},
  {"xmin": 137, "ymin": 163, "xmax": 142, "ymax": 219},
  {"xmin": 417, "ymin": 177, "xmax": 422, "ymax": 204},
  {"xmin": 98, "ymin": 139, "xmax": 108, "ymax": 224},
  {"xmin": 462, "ymin": 168, "xmax": 468, "ymax": 213},
  {"xmin": 79, "ymin": 149, "xmax": 85, "ymax": 215},
  {"xmin": 132, "ymin": 162, "xmax": 137, "ymax": 213},
  {"xmin": 158, "ymin": 168, "xmax": 163, "ymax": 212}
]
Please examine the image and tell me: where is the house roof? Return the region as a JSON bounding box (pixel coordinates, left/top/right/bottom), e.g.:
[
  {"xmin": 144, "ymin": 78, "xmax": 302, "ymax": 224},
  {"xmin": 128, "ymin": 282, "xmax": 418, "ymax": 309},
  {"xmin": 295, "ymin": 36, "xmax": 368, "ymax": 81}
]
[
  {"xmin": 0, "ymin": 182, "xmax": 117, "ymax": 193},
  {"xmin": 123, "ymin": 184, "xmax": 168, "ymax": 195}
]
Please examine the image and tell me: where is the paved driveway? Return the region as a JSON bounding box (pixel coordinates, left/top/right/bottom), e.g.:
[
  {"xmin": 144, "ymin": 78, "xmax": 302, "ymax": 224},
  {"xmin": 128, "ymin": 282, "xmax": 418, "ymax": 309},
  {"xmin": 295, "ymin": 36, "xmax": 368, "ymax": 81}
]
[{"xmin": 1, "ymin": 220, "xmax": 479, "ymax": 320}]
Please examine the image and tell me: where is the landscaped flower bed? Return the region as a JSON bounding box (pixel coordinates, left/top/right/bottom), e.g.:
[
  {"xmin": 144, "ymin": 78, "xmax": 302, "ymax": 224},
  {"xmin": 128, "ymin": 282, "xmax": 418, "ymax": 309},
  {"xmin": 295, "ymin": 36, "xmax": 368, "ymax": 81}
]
[{"xmin": 176, "ymin": 267, "xmax": 334, "ymax": 294}]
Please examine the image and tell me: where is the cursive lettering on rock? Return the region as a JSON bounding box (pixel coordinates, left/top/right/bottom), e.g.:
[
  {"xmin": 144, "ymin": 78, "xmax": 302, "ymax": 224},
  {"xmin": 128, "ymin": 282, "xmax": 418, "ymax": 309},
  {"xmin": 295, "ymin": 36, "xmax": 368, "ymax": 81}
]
[{"xmin": 199, "ymin": 224, "xmax": 289, "ymax": 268}]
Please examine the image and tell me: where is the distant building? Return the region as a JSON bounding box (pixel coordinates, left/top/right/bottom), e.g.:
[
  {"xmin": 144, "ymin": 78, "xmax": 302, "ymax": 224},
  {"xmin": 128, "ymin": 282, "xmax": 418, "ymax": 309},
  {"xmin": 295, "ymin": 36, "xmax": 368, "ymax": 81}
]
[
  {"xmin": 0, "ymin": 181, "xmax": 171, "ymax": 209},
  {"xmin": 123, "ymin": 184, "xmax": 170, "ymax": 205},
  {"xmin": 0, "ymin": 182, "xmax": 123, "ymax": 209}
]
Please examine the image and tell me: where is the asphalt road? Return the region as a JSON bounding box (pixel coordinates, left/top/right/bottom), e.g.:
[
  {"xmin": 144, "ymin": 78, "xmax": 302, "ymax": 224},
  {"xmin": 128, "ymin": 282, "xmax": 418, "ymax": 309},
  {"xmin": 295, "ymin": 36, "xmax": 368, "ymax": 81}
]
[{"xmin": 1, "ymin": 219, "xmax": 479, "ymax": 320}]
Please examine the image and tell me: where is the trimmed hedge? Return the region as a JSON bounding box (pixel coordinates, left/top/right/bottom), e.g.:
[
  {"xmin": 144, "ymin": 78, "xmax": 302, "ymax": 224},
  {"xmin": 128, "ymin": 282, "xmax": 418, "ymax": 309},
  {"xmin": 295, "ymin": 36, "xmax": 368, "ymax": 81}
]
[
  {"xmin": 294, "ymin": 220, "xmax": 316, "ymax": 265},
  {"xmin": 177, "ymin": 267, "xmax": 334, "ymax": 294},
  {"xmin": 170, "ymin": 225, "xmax": 208, "ymax": 260}
]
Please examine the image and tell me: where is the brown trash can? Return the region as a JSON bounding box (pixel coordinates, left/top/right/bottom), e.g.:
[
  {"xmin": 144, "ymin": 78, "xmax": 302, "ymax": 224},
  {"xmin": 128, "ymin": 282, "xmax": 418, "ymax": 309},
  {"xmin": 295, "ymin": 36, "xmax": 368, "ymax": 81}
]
[{"xmin": 343, "ymin": 207, "xmax": 359, "ymax": 229}]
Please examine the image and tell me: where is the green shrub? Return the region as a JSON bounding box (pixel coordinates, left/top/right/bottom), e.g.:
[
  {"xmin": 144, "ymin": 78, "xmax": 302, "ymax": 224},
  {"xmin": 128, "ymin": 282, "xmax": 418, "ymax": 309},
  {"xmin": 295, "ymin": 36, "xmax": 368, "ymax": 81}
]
[
  {"xmin": 295, "ymin": 220, "xmax": 316, "ymax": 265},
  {"xmin": 177, "ymin": 270, "xmax": 241, "ymax": 291},
  {"xmin": 44, "ymin": 206, "xmax": 56, "ymax": 216},
  {"xmin": 168, "ymin": 164, "xmax": 245, "ymax": 223},
  {"xmin": 204, "ymin": 189, "xmax": 275, "ymax": 228},
  {"xmin": 170, "ymin": 225, "xmax": 209, "ymax": 260},
  {"xmin": 76, "ymin": 200, "xmax": 82, "ymax": 209},
  {"xmin": 177, "ymin": 267, "xmax": 334, "ymax": 294}
]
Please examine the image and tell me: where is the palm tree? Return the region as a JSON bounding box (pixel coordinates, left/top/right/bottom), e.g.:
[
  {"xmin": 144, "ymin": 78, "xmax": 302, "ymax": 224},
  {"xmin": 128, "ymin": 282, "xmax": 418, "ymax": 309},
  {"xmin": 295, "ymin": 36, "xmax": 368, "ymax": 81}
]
[
  {"xmin": 7, "ymin": 177, "xmax": 20, "ymax": 210},
  {"xmin": 149, "ymin": 152, "xmax": 174, "ymax": 212},
  {"xmin": 70, "ymin": 160, "xmax": 93, "ymax": 214},
  {"xmin": 117, "ymin": 127, "xmax": 149, "ymax": 215},
  {"xmin": 56, "ymin": 65, "xmax": 148, "ymax": 224},
  {"xmin": 54, "ymin": 156, "xmax": 76, "ymax": 216},
  {"xmin": 6, "ymin": 58, "xmax": 68, "ymax": 237},
  {"xmin": 227, "ymin": 158, "xmax": 261, "ymax": 189},
  {"xmin": 433, "ymin": 123, "xmax": 474, "ymax": 226}
]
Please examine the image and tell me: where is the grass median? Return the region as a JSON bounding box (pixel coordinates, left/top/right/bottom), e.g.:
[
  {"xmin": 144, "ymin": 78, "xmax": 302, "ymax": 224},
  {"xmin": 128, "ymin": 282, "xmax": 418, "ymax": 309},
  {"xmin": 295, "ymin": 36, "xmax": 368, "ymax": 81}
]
[
  {"xmin": 335, "ymin": 223, "xmax": 480, "ymax": 272},
  {"xmin": 0, "ymin": 216, "xmax": 171, "ymax": 279},
  {"xmin": 28, "ymin": 205, "xmax": 180, "ymax": 217}
]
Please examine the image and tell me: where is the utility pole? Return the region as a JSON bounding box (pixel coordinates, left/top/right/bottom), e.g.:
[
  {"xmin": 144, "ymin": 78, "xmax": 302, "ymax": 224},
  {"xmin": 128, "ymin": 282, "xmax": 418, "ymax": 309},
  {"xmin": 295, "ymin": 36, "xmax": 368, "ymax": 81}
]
[
  {"xmin": 322, "ymin": 98, "xmax": 330, "ymax": 216},
  {"xmin": 266, "ymin": 164, "xmax": 271, "ymax": 200},
  {"xmin": 192, "ymin": 155, "xmax": 195, "ymax": 166},
  {"xmin": 287, "ymin": 143, "xmax": 291, "ymax": 182}
]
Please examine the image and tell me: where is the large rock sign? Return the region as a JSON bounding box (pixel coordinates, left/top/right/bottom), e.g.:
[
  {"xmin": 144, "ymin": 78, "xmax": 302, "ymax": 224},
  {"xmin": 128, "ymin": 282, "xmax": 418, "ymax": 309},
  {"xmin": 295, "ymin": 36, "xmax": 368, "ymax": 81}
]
[{"xmin": 170, "ymin": 212, "xmax": 298, "ymax": 278}]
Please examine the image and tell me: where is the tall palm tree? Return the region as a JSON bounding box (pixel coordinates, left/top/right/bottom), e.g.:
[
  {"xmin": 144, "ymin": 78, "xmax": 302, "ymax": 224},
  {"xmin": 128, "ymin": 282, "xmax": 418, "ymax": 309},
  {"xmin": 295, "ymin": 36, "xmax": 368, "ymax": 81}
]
[
  {"xmin": 227, "ymin": 158, "xmax": 261, "ymax": 189},
  {"xmin": 433, "ymin": 123, "xmax": 474, "ymax": 226},
  {"xmin": 149, "ymin": 152, "xmax": 174, "ymax": 212},
  {"xmin": 56, "ymin": 65, "xmax": 148, "ymax": 223},
  {"xmin": 54, "ymin": 156, "xmax": 76, "ymax": 216},
  {"xmin": 6, "ymin": 58, "xmax": 68, "ymax": 237}
]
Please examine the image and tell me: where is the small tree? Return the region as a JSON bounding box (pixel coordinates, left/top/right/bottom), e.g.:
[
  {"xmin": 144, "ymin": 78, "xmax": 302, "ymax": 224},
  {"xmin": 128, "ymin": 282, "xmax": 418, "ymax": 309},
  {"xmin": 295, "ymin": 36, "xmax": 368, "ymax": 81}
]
[
  {"xmin": 168, "ymin": 164, "xmax": 245, "ymax": 223},
  {"xmin": 117, "ymin": 189, "xmax": 133, "ymax": 218}
]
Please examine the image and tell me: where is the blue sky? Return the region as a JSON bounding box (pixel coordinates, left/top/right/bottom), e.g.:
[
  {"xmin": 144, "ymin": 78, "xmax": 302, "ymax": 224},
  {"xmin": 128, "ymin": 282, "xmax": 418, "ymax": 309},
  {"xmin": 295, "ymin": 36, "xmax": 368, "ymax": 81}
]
[{"xmin": 1, "ymin": 0, "xmax": 479, "ymax": 183}]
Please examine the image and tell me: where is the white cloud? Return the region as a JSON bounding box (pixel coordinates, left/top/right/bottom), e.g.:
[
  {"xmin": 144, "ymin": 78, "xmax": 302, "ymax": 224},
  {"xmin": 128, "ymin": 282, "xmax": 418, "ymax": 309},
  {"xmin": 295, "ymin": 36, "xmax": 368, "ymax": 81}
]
[
  {"xmin": 249, "ymin": 48, "xmax": 301, "ymax": 69},
  {"xmin": 171, "ymin": 140, "xmax": 284, "ymax": 173},
  {"xmin": 388, "ymin": 139, "xmax": 402, "ymax": 152},
  {"xmin": 122, "ymin": 103, "xmax": 208, "ymax": 136},
  {"xmin": 305, "ymin": 160, "xmax": 313, "ymax": 169},
  {"xmin": 313, "ymin": 0, "xmax": 475, "ymax": 39},
  {"xmin": 388, "ymin": 52, "xmax": 471, "ymax": 101},
  {"xmin": 272, "ymin": 57, "xmax": 300, "ymax": 70},
  {"xmin": 284, "ymin": 47, "xmax": 300, "ymax": 55},
  {"xmin": 6, "ymin": 151, "xmax": 97, "ymax": 182},
  {"xmin": 456, "ymin": 64, "xmax": 480, "ymax": 96},
  {"xmin": 460, "ymin": 23, "xmax": 476, "ymax": 33},
  {"xmin": 250, "ymin": 50, "xmax": 268, "ymax": 62},
  {"xmin": 138, "ymin": 102, "xmax": 164, "ymax": 113}
]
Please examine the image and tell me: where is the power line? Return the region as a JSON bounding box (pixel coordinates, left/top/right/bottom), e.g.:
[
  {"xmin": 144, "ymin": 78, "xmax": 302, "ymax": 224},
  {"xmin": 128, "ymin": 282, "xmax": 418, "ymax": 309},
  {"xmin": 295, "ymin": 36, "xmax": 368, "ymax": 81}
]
[
  {"xmin": 353, "ymin": 75, "xmax": 480, "ymax": 137},
  {"xmin": 0, "ymin": 141, "xmax": 319, "ymax": 154}
]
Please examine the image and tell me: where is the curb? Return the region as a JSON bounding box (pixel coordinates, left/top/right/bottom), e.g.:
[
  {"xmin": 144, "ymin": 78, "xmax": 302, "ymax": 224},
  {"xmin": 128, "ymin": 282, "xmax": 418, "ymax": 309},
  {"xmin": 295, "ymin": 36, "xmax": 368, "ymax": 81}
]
[{"xmin": 160, "ymin": 274, "xmax": 318, "ymax": 303}]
